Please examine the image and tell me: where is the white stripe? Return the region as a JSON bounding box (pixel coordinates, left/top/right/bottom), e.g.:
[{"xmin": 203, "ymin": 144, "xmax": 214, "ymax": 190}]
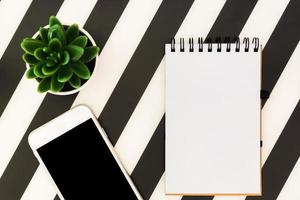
[
  {"xmin": 277, "ymin": 158, "xmax": 300, "ymax": 200},
  {"xmin": 72, "ymin": 0, "xmax": 162, "ymax": 114},
  {"xmin": 0, "ymin": 0, "xmax": 32, "ymax": 59},
  {"xmin": 21, "ymin": 166, "xmax": 57, "ymax": 200},
  {"xmin": 55, "ymin": 0, "xmax": 97, "ymax": 26},
  {"xmin": 0, "ymin": 0, "xmax": 97, "ymax": 198},
  {"xmin": 239, "ymin": 0, "xmax": 290, "ymax": 47}
]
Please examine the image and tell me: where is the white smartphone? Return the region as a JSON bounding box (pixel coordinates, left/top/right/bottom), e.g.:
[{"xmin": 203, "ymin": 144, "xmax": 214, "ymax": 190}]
[{"xmin": 28, "ymin": 105, "xmax": 143, "ymax": 200}]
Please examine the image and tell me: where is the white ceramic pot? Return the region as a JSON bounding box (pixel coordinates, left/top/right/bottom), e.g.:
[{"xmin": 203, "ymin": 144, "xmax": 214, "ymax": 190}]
[{"xmin": 26, "ymin": 25, "xmax": 98, "ymax": 95}]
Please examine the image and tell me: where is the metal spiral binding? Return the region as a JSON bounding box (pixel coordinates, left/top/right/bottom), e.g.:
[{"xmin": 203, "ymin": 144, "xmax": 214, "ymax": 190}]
[
  {"xmin": 216, "ymin": 37, "xmax": 222, "ymax": 52},
  {"xmin": 189, "ymin": 38, "xmax": 194, "ymax": 52},
  {"xmin": 207, "ymin": 38, "xmax": 212, "ymax": 52},
  {"xmin": 243, "ymin": 37, "xmax": 250, "ymax": 52},
  {"xmin": 234, "ymin": 37, "xmax": 240, "ymax": 52},
  {"xmin": 170, "ymin": 37, "xmax": 259, "ymax": 52},
  {"xmin": 198, "ymin": 37, "xmax": 203, "ymax": 52},
  {"xmin": 225, "ymin": 37, "xmax": 231, "ymax": 52},
  {"xmin": 170, "ymin": 38, "xmax": 175, "ymax": 52},
  {"xmin": 180, "ymin": 38, "xmax": 184, "ymax": 52},
  {"xmin": 252, "ymin": 37, "xmax": 259, "ymax": 52}
]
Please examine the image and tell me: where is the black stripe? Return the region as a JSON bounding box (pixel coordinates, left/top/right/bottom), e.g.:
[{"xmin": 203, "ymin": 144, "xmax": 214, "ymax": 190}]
[
  {"xmin": 54, "ymin": 195, "xmax": 61, "ymax": 200},
  {"xmin": 0, "ymin": 1, "xmax": 129, "ymax": 199},
  {"xmin": 261, "ymin": 0, "xmax": 300, "ymax": 107},
  {"xmin": 246, "ymin": 101, "xmax": 300, "ymax": 200},
  {"xmin": 84, "ymin": 0, "xmax": 128, "ymax": 49},
  {"xmin": 205, "ymin": 0, "xmax": 257, "ymax": 40},
  {"xmin": 181, "ymin": 197, "xmax": 214, "ymax": 200},
  {"xmin": 0, "ymin": 0, "xmax": 64, "ymax": 116},
  {"xmin": 99, "ymin": 0, "xmax": 195, "ymax": 145},
  {"xmin": 131, "ymin": 116, "xmax": 165, "ymax": 200}
]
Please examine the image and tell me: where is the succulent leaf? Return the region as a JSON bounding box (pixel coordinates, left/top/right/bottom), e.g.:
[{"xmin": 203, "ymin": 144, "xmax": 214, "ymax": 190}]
[
  {"xmin": 22, "ymin": 53, "xmax": 39, "ymax": 65},
  {"xmin": 51, "ymin": 55, "xmax": 58, "ymax": 63},
  {"xmin": 57, "ymin": 65, "xmax": 73, "ymax": 83},
  {"xmin": 67, "ymin": 45, "xmax": 84, "ymax": 62},
  {"xmin": 66, "ymin": 24, "xmax": 79, "ymax": 44},
  {"xmin": 33, "ymin": 62, "xmax": 46, "ymax": 78},
  {"xmin": 60, "ymin": 51, "xmax": 70, "ymax": 66},
  {"xmin": 70, "ymin": 36, "xmax": 88, "ymax": 48},
  {"xmin": 57, "ymin": 52, "xmax": 61, "ymax": 59},
  {"xmin": 49, "ymin": 16, "xmax": 63, "ymax": 28},
  {"xmin": 48, "ymin": 24, "xmax": 66, "ymax": 44},
  {"xmin": 46, "ymin": 60, "xmax": 55, "ymax": 67},
  {"xmin": 81, "ymin": 46, "xmax": 99, "ymax": 63},
  {"xmin": 43, "ymin": 47, "xmax": 51, "ymax": 54},
  {"xmin": 50, "ymin": 73, "xmax": 64, "ymax": 92},
  {"xmin": 68, "ymin": 74, "xmax": 81, "ymax": 88},
  {"xmin": 34, "ymin": 48, "xmax": 47, "ymax": 61},
  {"xmin": 70, "ymin": 61, "xmax": 90, "ymax": 79},
  {"xmin": 38, "ymin": 77, "xmax": 51, "ymax": 93},
  {"xmin": 49, "ymin": 38, "xmax": 62, "ymax": 52},
  {"xmin": 42, "ymin": 64, "xmax": 60, "ymax": 76},
  {"xmin": 21, "ymin": 38, "xmax": 46, "ymax": 54},
  {"xmin": 39, "ymin": 27, "xmax": 49, "ymax": 43},
  {"xmin": 26, "ymin": 67, "xmax": 37, "ymax": 79}
]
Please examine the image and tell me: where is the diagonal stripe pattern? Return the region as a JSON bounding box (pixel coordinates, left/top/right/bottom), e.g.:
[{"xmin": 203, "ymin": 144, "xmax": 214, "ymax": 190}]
[
  {"xmin": 0, "ymin": 0, "xmax": 64, "ymax": 115},
  {"xmin": 0, "ymin": 0, "xmax": 300, "ymax": 199},
  {"xmin": 99, "ymin": 0, "xmax": 195, "ymax": 145},
  {"xmin": 261, "ymin": 0, "xmax": 300, "ymax": 107},
  {"xmin": 0, "ymin": 0, "xmax": 129, "ymax": 199}
]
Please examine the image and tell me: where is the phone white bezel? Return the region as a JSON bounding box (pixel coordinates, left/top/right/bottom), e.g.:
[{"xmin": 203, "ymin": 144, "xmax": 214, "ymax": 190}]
[{"xmin": 28, "ymin": 105, "xmax": 143, "ymax": 200}]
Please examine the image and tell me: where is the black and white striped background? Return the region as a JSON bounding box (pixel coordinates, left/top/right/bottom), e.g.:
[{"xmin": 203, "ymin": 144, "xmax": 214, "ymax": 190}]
[{"xmin": 0, "ymin": 0, "xmax": 299, "ymax": 199}]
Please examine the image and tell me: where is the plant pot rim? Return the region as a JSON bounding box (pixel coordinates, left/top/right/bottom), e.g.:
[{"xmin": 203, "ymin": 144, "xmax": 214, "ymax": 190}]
[{"xmin": 26, "ymin": 24, "xmax": 98, "ymax": 96}]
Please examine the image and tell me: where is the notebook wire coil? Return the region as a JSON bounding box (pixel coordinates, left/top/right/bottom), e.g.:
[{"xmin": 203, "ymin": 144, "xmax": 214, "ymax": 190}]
[{"xmin": 170, "ymin": 37, "xmax": 259, "ymax": 52}]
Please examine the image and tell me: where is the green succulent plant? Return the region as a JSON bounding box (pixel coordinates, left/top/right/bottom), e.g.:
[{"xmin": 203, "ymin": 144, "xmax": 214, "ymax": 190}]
[{"xmin": 21, "ymin": 16, "xmax": 99, "ymax": 93}]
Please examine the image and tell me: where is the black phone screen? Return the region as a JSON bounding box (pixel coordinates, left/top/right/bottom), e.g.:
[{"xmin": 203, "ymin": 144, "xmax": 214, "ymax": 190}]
[{"xmin": 37, "ymin": 119, "xmax": 139, "ymax": 199}]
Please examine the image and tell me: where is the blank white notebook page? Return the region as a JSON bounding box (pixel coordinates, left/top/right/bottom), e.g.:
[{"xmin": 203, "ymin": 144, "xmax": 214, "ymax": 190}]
[{"xmin": 165, "ymin": 43, "xmax": 261, "ymax": 195}]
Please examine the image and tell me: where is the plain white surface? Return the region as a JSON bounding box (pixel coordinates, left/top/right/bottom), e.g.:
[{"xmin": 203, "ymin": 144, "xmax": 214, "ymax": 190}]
[
  {"xmin": 165, "ymin": 43, "xmax": 261, "ymax": 195},
  {"xmin": 28, "ymin": 105, "xmax": 143, "ymax": 200}
]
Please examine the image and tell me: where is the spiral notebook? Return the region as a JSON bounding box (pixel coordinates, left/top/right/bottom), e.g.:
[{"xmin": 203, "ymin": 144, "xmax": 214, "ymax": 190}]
[{"xmin": 165, "ymin": 37, "xmax": 262, "ymax": 195}]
